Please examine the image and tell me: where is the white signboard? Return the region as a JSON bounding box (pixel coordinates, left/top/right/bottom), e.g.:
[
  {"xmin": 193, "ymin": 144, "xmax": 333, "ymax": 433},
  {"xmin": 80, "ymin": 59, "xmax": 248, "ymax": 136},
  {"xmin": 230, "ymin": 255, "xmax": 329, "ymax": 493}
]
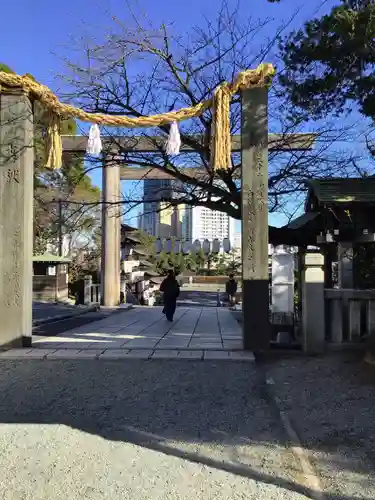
[{"xmin": 271, "ymin": 251, "xmax": 294, "ymax": 313}]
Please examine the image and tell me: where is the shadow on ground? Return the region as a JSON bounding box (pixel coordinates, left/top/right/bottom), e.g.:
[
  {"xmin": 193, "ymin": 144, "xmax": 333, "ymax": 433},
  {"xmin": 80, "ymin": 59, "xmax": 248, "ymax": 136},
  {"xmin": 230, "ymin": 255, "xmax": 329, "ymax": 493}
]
[
  {"xmin": 261, "ymin": 350, "xmax": 375, "ymax": 500},
  {"xmin": 0, "ymin": 357, "xmax": 373, "ymax": 499}
]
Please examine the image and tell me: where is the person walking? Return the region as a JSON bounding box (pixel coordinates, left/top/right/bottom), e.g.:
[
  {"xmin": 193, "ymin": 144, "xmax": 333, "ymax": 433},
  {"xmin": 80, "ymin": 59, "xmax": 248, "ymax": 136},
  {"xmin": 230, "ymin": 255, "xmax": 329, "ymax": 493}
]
[
  {"xmin": 225, "ymin": 274, "xmax": 238, "ymax": 307},
  {"xmin": 160, "ymin": 270, "xmax": 180, "ymax": 322}
]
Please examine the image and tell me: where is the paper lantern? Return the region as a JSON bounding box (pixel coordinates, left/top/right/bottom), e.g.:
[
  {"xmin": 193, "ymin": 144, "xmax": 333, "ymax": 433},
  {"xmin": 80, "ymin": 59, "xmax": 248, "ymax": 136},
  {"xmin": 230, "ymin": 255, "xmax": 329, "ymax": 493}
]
[
  {"xmin": 182, "ymin": 240, "xmax": 191, "ymax": 255},
  {"xmin": 164, "ymin": 238, "xmax": 172, "ymax": 253},
  {"xmin": 155, "ymin": 238, "xmax": 163, "ymax": 254},
  {"xmin": 193, "ymin": 239, "xmax": 201, "ymax": 252},
  {"xmin": 223, "ymin": 237, "xmax": 231, "ymax": 253},
  {"xmin": 202, "ymin": 239, "xmax": 211, "ymax": 255},
  {"xmin": 212, "ymin": 238, "xmax": 220, "ymax": 254},
  {"xmin": 173, "ymin": 239, "xmax": 181, "ymax": 254}
]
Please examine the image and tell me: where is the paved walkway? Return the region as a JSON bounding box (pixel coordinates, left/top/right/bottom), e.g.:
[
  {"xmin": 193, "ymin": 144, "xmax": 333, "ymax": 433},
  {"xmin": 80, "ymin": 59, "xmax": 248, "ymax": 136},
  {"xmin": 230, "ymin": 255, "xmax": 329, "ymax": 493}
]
[
  {"xmin": 177, "ymin": 290, "xmax": 220, "ymax": 307},
  {"xmin": 2, "ymin": 306, "xmax": 253, "ymax": 361}
]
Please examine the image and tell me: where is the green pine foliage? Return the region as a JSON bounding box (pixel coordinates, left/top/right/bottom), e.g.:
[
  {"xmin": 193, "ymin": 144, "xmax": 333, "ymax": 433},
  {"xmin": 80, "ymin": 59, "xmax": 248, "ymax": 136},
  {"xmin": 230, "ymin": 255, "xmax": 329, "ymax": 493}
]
[{"xmin": 279, "ymin": 1, "xmax": 375, "ymax": 121}]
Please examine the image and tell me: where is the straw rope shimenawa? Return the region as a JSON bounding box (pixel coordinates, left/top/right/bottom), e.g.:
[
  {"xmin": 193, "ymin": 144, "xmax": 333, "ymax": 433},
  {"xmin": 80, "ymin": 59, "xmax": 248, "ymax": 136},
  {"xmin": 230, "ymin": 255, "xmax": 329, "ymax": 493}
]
[{"xmin": 0, "ymin": 63, "xmax": 275, "ymax": 171}]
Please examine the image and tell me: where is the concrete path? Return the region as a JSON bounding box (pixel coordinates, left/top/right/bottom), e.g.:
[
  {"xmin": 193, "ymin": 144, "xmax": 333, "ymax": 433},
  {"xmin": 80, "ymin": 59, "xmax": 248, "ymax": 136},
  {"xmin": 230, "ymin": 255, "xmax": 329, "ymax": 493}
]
[
  {"xmin": 3, "ymin": 306, "xmax": 252, "ymax": 361},
  {"xmin": 32, "ymin": 301, "xmax": 78, "ymax": 321},
  {"xmin": 0, "ymin": 359, "xmax": 313, "ymax": 500},
  {"xmin": 177, "ymin": 290, "xmax": 220, "ymax": 307},
  {"xmin": 32, "ymin": 301, "xmax": 97, "ymax": 325}
]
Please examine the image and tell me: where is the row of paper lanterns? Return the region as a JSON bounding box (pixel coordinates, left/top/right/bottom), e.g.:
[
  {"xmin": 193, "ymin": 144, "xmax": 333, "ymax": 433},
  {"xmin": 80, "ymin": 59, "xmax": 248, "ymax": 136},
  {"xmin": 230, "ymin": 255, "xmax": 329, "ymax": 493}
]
[{"xmin": 155, "ymin": 238, "xmax": 232, "ymax": 255}]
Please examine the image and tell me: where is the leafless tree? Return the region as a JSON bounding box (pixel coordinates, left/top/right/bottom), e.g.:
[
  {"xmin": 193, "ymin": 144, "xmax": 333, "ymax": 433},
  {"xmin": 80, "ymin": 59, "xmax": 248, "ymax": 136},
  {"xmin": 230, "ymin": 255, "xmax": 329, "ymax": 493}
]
[{"xmin": 57, "ymin": 0, "xmax": 371, "ymax": 224}]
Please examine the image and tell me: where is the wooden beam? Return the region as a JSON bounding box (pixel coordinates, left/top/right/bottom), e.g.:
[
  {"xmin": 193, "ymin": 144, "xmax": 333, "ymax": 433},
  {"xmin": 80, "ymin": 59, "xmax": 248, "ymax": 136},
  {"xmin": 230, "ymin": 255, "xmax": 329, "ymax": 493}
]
[
  {"xmin": 120, "ymin": 167, "xmax": 217, "ymax": 181},
  {"xmin": 241, "ymin": 87, "xmax": 270, "ymax": 352},
  {"xmin": 62, "ymin": 133, "xmax": 316, "ymax": 154}
]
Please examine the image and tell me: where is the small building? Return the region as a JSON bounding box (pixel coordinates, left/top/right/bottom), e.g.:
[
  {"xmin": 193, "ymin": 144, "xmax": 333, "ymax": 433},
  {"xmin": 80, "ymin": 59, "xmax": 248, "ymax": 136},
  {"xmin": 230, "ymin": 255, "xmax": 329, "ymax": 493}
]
[{"xmin": 33, "ymin": 254, "xmax": 71, "ymax": 302}]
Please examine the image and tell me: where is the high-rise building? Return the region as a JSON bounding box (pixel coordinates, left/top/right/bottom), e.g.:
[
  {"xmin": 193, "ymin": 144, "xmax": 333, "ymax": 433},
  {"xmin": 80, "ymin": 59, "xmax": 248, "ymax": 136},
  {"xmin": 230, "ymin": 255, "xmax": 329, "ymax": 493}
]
[
  {"xmin": 142, "ymin": 179, "xmax": 239, "ymax": 246},
  {"xmin": 142, "ymin": 180, "xmax": 174, "ymax": 237},
  {"xmin": 137, "ymin": 212, "xmax": 144, "ymax": 231},
  {"xmin": 233, "ymin": 232, "xmax": 242, "ymax": 251},
  {"xmin": 183, "ymin": 205, "xmax": 236, "ymax": 245}
]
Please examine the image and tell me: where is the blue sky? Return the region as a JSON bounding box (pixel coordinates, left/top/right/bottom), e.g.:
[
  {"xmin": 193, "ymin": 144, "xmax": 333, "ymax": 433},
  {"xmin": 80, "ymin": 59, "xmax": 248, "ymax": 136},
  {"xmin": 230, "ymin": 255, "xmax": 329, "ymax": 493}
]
[{"xmin": 1, "ymin": 0, "xmax": 341, "ymax": 229}]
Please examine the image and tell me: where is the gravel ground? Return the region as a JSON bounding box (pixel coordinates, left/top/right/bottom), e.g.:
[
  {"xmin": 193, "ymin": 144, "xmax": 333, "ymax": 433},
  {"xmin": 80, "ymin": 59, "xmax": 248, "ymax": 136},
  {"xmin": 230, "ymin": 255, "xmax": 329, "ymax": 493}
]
[
  {"xmin": 263, "ymin": 351, "xmax": 375, "ymax": 500},
  {"xmin": 0, "ymin": 360, "xmax": 313, "ymax": 500}
]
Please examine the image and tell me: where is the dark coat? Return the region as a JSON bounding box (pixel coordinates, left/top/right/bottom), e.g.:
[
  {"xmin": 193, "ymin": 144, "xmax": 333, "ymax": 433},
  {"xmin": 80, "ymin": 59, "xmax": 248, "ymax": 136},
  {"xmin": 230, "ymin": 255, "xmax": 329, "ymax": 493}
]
[
  {"xmin": 226, "ymin": 278, "xmax": 237, "ymax": 296},
  {"xmin": 160, "ymin": 276, "xmax": 180, "ymax": 299},
  {"xmin": 160, "ymin": 276, "xmax": 180, "ymax": 320}
]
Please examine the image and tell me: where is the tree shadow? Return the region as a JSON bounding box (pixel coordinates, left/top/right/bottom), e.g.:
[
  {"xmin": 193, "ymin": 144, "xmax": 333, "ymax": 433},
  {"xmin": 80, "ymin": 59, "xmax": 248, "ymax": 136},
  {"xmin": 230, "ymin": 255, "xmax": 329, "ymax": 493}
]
[{"xmin": 0, "ymin": 358, "xmax": 370, "ymax": 500}]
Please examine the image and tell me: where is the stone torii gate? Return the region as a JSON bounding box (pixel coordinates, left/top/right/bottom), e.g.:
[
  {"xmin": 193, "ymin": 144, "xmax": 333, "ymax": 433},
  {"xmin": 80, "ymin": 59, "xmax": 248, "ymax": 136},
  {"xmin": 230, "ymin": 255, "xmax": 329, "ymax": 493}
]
[
  {"xmin": 63, "ymin": 89, "xmax": 314, "ymax": 350},
  {"xmin": 0, "ymin": 86, "xmax": 314, "ymax": 351}
]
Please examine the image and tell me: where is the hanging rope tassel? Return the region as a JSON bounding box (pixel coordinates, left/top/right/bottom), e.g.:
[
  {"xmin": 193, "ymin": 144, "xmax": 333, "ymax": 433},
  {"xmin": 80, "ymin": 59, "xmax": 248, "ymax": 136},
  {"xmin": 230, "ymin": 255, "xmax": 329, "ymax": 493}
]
[
  {"xmin": 165, "ymin": 121, "xmax": 181, "ymax": 156},
  {"xmin": 0, "ymin": 64, "xmax": 275, "ymax": 172},
  {"xmin": 211, "ymin": 84, "xmax": 232, "ymax": 171},
  {"xmin": 87, "ymin": 124, "xmax": 103, "ymax": 155},
  {"xmin": 44, "ymin": 112, "xmax": 62, "ymax": 170}
]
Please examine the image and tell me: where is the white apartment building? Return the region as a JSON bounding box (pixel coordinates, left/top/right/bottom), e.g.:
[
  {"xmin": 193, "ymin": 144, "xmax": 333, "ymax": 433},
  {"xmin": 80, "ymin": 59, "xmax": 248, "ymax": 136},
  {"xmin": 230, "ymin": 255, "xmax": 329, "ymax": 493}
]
[
  {"xmin": 141, "ymin": 179, "xmax": 242, "ymax": 246},
  {"xmin": 185, "ymin": 205, "xmax": 236, "ymax": 245}
]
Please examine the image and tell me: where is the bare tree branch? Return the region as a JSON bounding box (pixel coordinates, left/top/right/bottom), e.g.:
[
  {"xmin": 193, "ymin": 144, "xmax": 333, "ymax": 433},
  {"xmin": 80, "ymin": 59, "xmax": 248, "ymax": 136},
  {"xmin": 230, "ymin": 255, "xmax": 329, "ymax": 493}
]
[{"xmin": 53, "ymin": 0, "xmax": 374, "ymax": 225}]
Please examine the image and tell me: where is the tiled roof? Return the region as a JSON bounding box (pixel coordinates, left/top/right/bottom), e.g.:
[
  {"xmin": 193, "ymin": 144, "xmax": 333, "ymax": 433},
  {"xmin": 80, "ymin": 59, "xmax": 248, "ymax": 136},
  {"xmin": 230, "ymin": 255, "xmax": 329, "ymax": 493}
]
[
  {"xmin": 307, "ymin": 178, "xmax": 375, "ymax": 203},
  {"xmin": 286, "ymin": 212, "xmax": 319, "ymax": 230}
]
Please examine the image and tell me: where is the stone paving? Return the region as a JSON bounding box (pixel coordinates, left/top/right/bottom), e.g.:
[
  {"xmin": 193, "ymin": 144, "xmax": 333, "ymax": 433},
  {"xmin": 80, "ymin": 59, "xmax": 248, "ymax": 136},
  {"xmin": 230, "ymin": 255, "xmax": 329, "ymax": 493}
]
[{"xmin": 1, "ymin": 306, "xmax": 254, "ymax": 361}]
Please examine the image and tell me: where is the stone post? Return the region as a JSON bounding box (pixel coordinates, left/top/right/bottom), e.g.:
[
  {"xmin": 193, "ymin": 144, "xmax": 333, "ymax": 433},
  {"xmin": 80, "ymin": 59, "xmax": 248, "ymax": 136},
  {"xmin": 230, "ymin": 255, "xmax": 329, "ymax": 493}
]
[
  {"xmin": 84, "ymin": 275, "xmax": 93, "ymax": 305},
  {"xmin": 120, "ymin": 268, "xmax": 127, "ymax": 304},
  {"xmin": 101, "ymin": 154, "xmax": 121, "ymax": 307},
  {"xmin": 302, "ymin": 253, "xmax": 325, "ymax": 353},
  {"xmin": 0, "ymin": 90, "xmax": 34, "ymax": 348},
  {"xmin": 241, "ymin": 87, "xmax": 270, "ymax": 351}
]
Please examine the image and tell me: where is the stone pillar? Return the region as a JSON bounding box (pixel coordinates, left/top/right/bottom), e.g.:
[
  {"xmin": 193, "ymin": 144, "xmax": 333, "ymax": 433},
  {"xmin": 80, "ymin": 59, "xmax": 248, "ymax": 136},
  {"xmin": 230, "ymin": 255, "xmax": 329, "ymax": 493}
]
[
  {"xmin": 84, "ymin": 275, "xmax": 93, "ymax": 305},
  {"xmin": 101, "ymin": 155, "xmax": 121, "ymax": 307},
  {"xmin": 241, "ymin": 87, "xmax": 270, "ymax": 351},
  {"xmin": 338, "ymin": 242, "xmax": 353, "ymax": 288},
  {"xmin": 115, "ymin": 188, "xmax": 121, "ymax": 303},
  {"xmin": 302, "ymin": 253, "xmax": 325, "ymax": 353},
  {"xmin": 0, "ymin": 90, "xmax": 33, "ymax": 348},
  {"xmin": 120, "ymin": 269, "xmax": 127, "ymax": 304}
]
